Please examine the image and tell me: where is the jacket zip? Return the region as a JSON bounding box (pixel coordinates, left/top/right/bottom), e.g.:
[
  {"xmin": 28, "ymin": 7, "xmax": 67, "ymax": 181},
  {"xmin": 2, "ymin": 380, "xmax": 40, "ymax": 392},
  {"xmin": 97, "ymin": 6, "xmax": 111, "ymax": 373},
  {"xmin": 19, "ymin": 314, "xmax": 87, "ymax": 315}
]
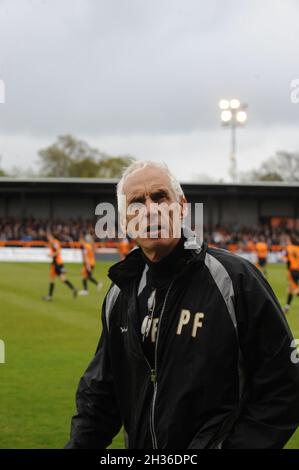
[
  {"xmin": 147, "ymin": 280, "xmax": 174, "ymax": 449},
  {"xmin": 143, "ymin": 354, "xmax": 156, "ymax": 447},
  {"xmin": 132, "ymin": 256, "xmax": 195, "ymax": 447},
  {"xmin": 142, "ymin": 288, "xmax": 157, "ymax": 447}
]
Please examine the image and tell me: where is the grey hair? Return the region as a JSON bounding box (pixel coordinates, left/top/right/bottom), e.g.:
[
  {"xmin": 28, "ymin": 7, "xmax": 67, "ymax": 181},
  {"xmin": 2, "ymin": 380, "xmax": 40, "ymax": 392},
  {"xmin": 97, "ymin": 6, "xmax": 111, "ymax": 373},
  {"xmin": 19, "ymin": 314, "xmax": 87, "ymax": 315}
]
[{"xmin": 116, "ymin": 160, "xmax": 184, "ymax": 220}]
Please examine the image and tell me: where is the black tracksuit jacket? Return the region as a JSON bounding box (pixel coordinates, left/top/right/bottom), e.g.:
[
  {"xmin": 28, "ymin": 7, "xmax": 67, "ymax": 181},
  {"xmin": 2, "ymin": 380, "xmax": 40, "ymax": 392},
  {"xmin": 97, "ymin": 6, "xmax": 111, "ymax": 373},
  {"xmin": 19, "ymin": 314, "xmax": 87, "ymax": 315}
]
[{"xmin": 66, "ymin": 240, "xmax": 299, "ymax": 449}]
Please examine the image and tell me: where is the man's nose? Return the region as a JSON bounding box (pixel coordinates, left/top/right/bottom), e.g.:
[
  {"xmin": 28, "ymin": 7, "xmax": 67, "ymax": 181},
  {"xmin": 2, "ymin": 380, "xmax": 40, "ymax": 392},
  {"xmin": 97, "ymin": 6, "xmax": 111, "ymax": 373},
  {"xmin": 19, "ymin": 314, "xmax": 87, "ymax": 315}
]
[
  {"xmin": 145, "ymin": 196, "xmax": 160, "ymax": 215},
  {"xmin": 144, "ymin": 197, "xmax": 153, "ymax": 214}
]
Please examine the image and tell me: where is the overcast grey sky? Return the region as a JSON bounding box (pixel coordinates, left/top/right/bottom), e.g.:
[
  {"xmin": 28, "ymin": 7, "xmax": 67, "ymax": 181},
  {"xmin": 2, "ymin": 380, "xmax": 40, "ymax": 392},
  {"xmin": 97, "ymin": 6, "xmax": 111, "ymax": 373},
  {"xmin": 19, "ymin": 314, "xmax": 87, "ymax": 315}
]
[{"xmin": 0, "ymin": 0, "xmax": 299, "ymax": 181}]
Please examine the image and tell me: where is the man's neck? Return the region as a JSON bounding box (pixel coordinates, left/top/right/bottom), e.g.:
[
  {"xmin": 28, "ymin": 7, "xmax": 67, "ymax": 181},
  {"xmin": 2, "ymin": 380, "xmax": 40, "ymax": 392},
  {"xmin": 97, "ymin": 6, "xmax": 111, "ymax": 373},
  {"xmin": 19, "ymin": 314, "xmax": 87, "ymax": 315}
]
[{"xmin": 141, "ymin": 238, "xmax": 181, "ymax": 263}]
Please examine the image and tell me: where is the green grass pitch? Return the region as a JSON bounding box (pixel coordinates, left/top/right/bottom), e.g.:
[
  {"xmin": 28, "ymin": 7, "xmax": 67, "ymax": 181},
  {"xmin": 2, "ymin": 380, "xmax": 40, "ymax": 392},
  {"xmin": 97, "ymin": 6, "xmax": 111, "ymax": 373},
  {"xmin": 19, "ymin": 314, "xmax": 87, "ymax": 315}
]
[{"xmin": 0, "ymin": 262, "xmax": 298, "ymax": 449}]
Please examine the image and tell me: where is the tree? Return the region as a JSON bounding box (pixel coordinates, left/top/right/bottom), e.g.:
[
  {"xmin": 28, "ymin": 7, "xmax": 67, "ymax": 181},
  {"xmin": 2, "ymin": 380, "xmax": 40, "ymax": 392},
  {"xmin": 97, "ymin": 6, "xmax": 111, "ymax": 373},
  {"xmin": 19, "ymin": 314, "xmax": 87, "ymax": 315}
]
[
  {"xmin": 242, "ymin": 151, "xmax": 299, "ymax": 182},
  {"xmin": 192, "ymin": 173, "xmax": 219, "ymax": 183},
  {"xmin": 0, "ymin": 157, "xmax": 7, "ymax": 176},
  {"xmin": 38, "ymin": 135, "xmax": 135, "ymax": 178},
  {"xmin": 96, "ymin": 156, "xmax": 136, "ymax": 179}
]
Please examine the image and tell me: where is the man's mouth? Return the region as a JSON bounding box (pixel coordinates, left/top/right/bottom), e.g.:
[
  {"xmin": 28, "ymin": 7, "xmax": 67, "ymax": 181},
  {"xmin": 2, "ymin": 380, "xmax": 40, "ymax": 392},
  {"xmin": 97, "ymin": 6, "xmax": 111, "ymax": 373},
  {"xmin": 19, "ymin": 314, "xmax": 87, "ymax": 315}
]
[
  {"xmin": 146, "ymin": 224, "xmax": 161, "ymax": 234},
  {"xmin": 142, "ymin": 223, "xmax": 167, "ymax": 237}
]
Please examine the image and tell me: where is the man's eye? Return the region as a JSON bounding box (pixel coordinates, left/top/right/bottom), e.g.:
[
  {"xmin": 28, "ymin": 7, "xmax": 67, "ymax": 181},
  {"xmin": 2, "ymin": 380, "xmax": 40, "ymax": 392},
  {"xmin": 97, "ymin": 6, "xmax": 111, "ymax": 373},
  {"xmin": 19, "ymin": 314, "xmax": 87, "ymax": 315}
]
[
  {"xmin": 152, "ymin": 193, "xmax": 167, "ymax": 202},
  {"xmin": 130, "ymin": 198, "xmax": 144, "ymax": 205},
  {"xmin": 129, "ymin": 201, "xmax": 145, "ymax": 212}
]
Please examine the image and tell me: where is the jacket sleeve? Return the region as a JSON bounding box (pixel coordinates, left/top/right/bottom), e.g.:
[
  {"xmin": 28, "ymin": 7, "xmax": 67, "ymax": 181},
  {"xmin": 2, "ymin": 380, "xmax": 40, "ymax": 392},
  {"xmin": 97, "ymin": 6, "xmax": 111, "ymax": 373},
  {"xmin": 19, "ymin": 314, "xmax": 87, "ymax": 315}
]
[
  {"xmin": 65, "ymin": 294, "xmax": 122, "ymax": 449},
  {"xmin": 223, "ymin": 261, "xmax": 299, "ymax": 449}
]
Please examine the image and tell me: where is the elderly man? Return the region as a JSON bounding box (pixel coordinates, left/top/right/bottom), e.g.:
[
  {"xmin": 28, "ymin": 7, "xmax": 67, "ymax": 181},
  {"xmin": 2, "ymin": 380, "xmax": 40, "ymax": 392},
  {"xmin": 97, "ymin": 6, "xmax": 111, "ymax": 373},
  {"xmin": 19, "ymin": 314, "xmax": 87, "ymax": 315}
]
[{"xmin": 66, "ymin": 161, "xmax": 299, "ymax": 449}]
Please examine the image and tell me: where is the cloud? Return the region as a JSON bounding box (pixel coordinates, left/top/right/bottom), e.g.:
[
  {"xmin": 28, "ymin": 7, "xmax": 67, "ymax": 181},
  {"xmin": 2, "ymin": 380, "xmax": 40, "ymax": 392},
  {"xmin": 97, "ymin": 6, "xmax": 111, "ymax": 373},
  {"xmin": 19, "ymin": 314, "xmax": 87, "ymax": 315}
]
[
  {"xmin": 0, "ymin": 0, "xmax": 299, "ymax": 178},
  {"xmin": 1, "ymin": 124, "xmax": 298, "ymax": 181},
  {"xmin": 0, "ymin": 0, "xmax": 299, "ymax": 135}
]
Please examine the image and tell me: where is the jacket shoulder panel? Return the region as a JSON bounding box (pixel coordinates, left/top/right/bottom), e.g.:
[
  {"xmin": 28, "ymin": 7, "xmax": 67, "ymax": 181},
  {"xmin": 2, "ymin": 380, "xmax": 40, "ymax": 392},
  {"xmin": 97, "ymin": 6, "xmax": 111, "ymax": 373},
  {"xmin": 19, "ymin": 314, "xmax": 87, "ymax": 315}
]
[
  {"xmin": 105, "ymin": 284, "xmax": 121, "ymax": 332},
  {"xmin": 206, "ymin": 246, "xmax": 261, "ymax": 287},
  {"xmin": 204, "ymin": 251, "xmax": 237, "ymax": 332}
]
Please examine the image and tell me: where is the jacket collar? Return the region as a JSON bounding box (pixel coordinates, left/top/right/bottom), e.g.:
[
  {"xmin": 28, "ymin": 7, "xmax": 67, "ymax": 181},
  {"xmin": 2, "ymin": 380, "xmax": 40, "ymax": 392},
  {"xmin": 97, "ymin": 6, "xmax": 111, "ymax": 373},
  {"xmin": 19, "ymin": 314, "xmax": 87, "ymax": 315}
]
[{"xmin": 108, "ymin": 229, "xmax": 207, "ymax": 293}]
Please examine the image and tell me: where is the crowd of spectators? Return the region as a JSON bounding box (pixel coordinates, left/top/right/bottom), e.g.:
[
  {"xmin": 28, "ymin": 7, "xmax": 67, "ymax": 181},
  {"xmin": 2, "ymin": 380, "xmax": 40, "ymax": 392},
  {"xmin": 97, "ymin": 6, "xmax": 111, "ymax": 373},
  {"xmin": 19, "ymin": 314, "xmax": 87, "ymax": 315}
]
[
  {"xmin": 0, "ymin": 217, "xmax": 298, "ymax": 249},
  {"xmin": 0, "ymin": 217, "xmax": 96, "ymax": 242},
  {"xmin": 205, "ymin": 223, "xmax": 298, "ymax": 250}
]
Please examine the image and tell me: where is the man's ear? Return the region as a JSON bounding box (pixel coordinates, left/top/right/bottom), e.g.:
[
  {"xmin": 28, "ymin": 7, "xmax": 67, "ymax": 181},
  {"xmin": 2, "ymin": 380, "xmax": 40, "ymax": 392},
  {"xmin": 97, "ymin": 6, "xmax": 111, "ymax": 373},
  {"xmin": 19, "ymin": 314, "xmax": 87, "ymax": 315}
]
[
  {"xmin": 180, "ymin": 195, "xmax": 188, "ymax": 220},
  {"xmin": 118, "ymin": 210, "xmax": 127, "ymax": 238}
]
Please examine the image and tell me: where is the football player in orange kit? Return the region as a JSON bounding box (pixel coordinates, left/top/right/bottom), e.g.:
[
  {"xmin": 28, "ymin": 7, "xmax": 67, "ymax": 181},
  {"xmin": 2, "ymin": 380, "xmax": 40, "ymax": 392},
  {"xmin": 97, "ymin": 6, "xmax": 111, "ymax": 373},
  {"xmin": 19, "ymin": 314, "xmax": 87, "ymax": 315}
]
[
  {"xmin": 43, "ymin": 231, "xmax": 77, "ymax": 301},
  {"xmin": 78, "ymin": 234, "xmax": 103, "ymax": 296},
  {"xmin": 255, "ymin": 236, "xmax": 268, "ymax": 277},
  {"xmin": 284, "ymin": 236, "xmax": 299, "ymax": 314},
  {"xmin": 118, "ymin": 236, "xmax": 130, "ymax": 260}
]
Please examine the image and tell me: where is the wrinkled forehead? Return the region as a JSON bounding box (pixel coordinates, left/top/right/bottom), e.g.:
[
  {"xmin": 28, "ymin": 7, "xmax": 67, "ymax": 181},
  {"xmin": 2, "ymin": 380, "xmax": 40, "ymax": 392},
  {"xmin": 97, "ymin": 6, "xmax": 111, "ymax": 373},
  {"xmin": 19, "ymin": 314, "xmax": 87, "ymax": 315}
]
[{"xmin": 122, "ymin": 166, "xmax": 174, "ymax": 198}]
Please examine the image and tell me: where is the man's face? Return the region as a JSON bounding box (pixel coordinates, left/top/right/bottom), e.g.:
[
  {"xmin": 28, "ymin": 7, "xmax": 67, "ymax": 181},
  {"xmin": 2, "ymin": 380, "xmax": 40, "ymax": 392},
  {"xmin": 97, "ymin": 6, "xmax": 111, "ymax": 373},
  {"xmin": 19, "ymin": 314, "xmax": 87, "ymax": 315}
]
[{"xmin": 123, "ymin": 166, "xmax": 186, "ymax": 254}]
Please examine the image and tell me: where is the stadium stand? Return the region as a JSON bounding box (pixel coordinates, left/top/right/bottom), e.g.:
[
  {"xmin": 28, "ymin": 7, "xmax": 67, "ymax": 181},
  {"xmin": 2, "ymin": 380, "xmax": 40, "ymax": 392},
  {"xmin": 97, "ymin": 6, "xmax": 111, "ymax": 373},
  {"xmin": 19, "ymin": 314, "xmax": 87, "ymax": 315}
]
[
  {"xmin": 0, "ymin": 177, "xmax": 298, "ymax": 253},
  {"xmin": 0, "ymin": 217, "xmax": 298, "ymax": 254}
]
